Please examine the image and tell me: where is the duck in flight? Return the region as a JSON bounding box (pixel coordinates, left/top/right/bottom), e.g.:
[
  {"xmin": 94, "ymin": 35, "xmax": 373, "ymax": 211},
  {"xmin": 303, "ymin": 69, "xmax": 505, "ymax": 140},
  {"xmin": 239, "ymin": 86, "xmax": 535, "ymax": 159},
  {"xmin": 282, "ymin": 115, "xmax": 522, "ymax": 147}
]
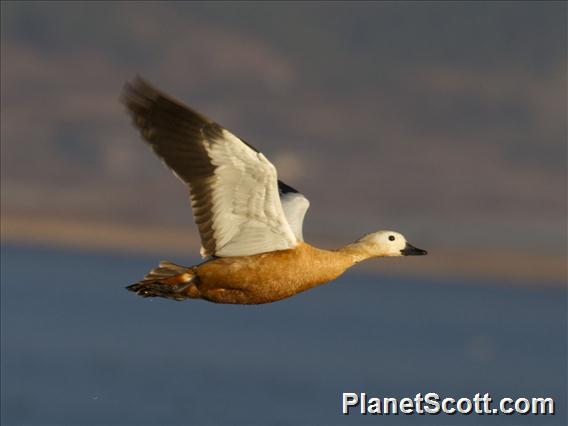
[{"xmin": 122, "ymin": 77, "xmax": 427, "ymax": 305}]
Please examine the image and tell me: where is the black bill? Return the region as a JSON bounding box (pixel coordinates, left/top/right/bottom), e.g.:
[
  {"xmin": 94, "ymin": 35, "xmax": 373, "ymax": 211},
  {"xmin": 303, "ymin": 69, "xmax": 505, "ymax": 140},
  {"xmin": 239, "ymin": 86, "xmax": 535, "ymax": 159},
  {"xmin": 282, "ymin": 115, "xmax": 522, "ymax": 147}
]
[{"xmin": 401, "ymin": 243, "xmax": 428, "ymax": 256}]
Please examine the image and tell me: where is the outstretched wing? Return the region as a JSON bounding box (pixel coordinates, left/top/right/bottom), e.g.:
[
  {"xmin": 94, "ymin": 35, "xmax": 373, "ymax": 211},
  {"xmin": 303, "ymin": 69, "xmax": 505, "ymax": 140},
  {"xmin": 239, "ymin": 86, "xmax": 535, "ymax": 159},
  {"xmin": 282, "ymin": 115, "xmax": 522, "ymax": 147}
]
[{"xmin": 121, "ymin": 77, "xmax": 298, "ymax": 258}]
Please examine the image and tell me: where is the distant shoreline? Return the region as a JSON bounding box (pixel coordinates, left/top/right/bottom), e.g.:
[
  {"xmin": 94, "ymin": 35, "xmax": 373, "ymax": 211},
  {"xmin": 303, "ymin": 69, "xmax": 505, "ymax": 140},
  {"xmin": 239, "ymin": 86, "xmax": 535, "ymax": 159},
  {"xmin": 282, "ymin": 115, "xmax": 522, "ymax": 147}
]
[{"xmin": 2, "ymin": 215, "xmax": 566, "ymax": 286}]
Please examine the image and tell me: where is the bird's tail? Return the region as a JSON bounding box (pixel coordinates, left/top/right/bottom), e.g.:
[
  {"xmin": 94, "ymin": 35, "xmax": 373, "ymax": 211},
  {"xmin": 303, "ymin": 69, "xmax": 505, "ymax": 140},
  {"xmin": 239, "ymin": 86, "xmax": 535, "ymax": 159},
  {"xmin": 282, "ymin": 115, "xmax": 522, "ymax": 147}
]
[{"xmin": 126, "ymin": 261, "xmax": 199, "ymax": 301}]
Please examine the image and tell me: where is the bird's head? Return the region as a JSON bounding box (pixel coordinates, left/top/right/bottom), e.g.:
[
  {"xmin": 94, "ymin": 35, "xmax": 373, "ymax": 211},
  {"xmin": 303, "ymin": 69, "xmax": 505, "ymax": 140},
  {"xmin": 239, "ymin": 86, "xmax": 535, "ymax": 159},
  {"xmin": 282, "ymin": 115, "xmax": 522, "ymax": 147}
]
[{"xmin": 356, "ymin": 231, "xmax": 428, "ymax": 257}]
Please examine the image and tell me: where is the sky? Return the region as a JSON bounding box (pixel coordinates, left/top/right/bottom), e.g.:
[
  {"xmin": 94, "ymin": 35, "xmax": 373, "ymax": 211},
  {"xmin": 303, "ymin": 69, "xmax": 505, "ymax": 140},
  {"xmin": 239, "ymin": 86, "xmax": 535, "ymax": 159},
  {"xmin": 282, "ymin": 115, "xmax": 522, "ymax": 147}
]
[{"xmin": 1, "ymin": 2, "xmax": 566, "ymax": 277}]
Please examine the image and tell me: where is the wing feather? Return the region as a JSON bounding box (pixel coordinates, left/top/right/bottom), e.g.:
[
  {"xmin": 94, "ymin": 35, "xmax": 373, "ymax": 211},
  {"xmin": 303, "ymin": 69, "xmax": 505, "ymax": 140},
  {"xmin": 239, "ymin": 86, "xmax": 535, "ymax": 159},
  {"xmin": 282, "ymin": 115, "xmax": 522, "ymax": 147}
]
[{"xmin": 121, "ymin": 77, "xmax": 297, "ymax": 257}]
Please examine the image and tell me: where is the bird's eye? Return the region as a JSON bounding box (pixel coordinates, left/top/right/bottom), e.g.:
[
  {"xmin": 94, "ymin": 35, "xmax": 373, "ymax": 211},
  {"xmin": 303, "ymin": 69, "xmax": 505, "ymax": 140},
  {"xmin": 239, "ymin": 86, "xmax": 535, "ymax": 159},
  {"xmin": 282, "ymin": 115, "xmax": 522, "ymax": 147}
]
[{"xmin": 388, "ymin": 235, "xmax": 395, "ymax": 241}]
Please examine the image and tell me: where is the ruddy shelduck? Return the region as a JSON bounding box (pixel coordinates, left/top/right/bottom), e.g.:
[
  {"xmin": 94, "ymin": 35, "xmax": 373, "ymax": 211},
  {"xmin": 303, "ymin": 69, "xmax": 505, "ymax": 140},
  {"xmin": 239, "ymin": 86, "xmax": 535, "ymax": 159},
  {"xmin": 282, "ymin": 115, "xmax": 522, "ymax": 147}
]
[{"xmin": 122, "ymin": 77, "xmax": 427, "ymax": 305}]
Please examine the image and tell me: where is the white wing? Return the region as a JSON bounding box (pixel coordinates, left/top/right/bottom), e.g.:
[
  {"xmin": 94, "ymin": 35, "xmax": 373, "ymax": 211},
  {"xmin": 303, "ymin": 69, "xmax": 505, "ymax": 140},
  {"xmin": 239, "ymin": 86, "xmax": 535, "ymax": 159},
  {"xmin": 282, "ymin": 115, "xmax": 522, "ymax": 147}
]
[
  {"xmin": 278, "ymin": 181, "xmax": 310, "ymax": 241},
  {"xmin": 122, "ymin": 78, "xmax": 298, "ymax": 257}
]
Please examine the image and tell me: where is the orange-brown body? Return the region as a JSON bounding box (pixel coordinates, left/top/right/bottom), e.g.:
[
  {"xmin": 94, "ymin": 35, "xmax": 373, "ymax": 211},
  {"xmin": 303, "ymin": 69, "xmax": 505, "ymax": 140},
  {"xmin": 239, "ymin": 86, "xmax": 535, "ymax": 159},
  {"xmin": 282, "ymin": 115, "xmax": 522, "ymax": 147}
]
[
  {"xmin": 189, "ymin": 243, "xmax": 356, "ymax": 304},
  {"xmin": 127, "ymin": 236, "xmax": 424, "ymax": 304}
]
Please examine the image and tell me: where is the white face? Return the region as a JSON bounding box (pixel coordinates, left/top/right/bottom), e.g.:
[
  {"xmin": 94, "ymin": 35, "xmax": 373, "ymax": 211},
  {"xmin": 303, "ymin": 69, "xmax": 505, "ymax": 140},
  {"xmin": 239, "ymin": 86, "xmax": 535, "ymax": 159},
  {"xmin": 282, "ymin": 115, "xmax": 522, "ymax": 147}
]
[
  {"xmin": 358, "ymin": 230, "xmax": 427, "ymax": 257},
  {"xmin": 365, "ymin": 230, "xmax": 408, "ymax": 256},
  {"xmin": 360, "ymin": 231, "xmax": 406, "ymax": 256}
]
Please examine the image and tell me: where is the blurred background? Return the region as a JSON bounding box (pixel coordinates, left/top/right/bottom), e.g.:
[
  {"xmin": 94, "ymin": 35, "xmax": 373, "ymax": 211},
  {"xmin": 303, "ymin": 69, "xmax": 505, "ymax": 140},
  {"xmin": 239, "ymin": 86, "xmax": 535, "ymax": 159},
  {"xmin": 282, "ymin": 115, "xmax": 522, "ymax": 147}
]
[{"xmin": 1, "ymin": 2, "xmax": 566, "ymax": 425}]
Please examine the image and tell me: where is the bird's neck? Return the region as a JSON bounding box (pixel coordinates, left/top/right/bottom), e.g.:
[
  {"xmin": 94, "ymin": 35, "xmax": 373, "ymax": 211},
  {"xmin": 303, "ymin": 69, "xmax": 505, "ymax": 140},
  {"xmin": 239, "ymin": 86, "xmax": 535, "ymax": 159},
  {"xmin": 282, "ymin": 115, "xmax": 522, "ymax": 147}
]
[
  {"xmin": 336, "ymin": 240, "xmax": 379, "ymax": 264},
  {"xmin": 288, "ymin": 242, "xmax": 376, "ymax": 295}
]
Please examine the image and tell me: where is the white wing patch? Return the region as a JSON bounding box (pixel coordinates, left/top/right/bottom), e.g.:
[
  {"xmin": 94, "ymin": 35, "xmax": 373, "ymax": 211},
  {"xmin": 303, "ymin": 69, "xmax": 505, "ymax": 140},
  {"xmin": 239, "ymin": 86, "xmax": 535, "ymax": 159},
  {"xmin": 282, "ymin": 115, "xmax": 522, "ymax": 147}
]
[
  {"xmin": 280, "ymin": 192, "xmax": 310, "ymax": 241},
  {"xmin": 201, "ymin": 130, "xmax": 298, "ymax": 257}
]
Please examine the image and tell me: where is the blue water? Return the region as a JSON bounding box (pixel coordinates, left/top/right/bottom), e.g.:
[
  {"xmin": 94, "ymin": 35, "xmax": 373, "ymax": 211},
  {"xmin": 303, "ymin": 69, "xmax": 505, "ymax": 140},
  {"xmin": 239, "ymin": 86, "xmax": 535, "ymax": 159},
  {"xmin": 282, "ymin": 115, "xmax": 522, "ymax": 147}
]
[{"xmin": 1, "ymin": 244, "xmax": 566, "ymax": 425}]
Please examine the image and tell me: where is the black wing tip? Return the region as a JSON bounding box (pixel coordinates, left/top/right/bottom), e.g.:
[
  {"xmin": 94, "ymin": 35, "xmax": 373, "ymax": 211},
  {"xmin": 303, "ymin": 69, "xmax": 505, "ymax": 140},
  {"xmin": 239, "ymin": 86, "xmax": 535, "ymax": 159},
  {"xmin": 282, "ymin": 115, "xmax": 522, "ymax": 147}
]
[
  {"xmin": 120, "ymin": 76, "xmax": 215, "ymax": 126},
  {"xmin": 119, "ymin": 75, "xmax": 159, "ymax": 108}
]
